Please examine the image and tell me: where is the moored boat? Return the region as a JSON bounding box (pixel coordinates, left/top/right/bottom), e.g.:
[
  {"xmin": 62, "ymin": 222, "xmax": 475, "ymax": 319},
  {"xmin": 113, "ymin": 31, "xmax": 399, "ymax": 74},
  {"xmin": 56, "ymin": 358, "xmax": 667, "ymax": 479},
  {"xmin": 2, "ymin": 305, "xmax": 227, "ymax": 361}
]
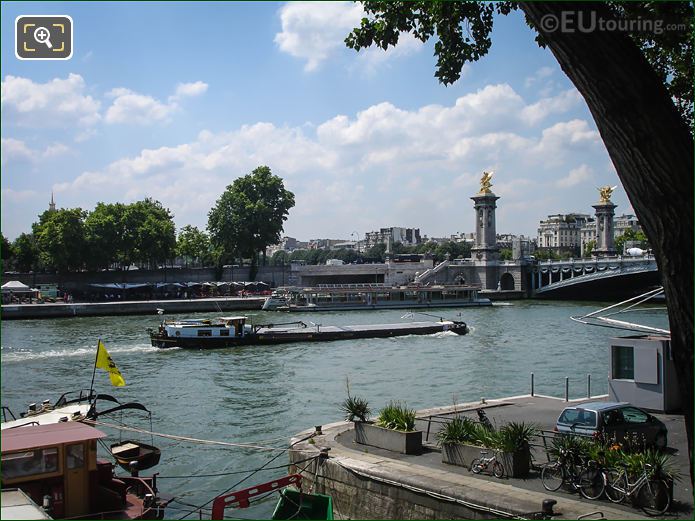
[
  {"xmin": 1, "ymin": 422, "xmax": 168, "ymax": 519},
  {"xmin": 262, "ymin": 283, "xmax": 491, "ymax": 312},
  {"xmin": 149, "ymin": 315, "xmax": 468, "ymax": 349}
]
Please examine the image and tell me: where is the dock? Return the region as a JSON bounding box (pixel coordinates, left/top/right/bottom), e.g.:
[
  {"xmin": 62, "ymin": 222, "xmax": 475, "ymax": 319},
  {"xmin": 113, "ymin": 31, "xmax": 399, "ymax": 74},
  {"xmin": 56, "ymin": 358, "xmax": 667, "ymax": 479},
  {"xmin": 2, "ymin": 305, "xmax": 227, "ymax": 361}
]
[
  {"xmin": 1, "ymin": 296, "xmax": 265, "ymax": 320},
  {"xmin": 289, "ymin": 395, "xmax": 692, "ymax": 520}
]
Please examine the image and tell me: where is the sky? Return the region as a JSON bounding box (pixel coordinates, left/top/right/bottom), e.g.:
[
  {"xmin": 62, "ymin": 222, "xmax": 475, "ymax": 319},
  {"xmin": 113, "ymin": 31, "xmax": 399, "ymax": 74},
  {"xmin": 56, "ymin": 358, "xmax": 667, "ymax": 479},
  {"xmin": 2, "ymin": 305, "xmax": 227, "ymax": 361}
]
[{"xmin": 1, "ymin": 1, "xmax": 632, "ymax": 242}]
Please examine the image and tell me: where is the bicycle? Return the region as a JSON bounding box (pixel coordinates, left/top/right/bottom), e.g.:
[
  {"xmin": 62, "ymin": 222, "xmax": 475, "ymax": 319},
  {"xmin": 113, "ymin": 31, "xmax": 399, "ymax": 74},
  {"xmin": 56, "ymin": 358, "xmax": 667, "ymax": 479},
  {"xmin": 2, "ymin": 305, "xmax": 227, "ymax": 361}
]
[
  {"xmin": 541, "ymin": 448, "xmax": 605, "ymax": 500},
  {"xmin": 604, "ymin": 462, "xmax": 670, "ymax": 516},
  {"xmin": 470, "ymin": 448, "xmax": 504, "ymax": 478}
]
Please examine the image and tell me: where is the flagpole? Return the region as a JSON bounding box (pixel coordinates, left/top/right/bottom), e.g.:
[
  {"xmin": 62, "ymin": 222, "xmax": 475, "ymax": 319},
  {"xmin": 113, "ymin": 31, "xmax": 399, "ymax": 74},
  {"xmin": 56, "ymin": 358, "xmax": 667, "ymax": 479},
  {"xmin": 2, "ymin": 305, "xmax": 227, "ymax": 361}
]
[{"xmin": 89, "ymin": 338, "xmax": 100, "ymax": 404}]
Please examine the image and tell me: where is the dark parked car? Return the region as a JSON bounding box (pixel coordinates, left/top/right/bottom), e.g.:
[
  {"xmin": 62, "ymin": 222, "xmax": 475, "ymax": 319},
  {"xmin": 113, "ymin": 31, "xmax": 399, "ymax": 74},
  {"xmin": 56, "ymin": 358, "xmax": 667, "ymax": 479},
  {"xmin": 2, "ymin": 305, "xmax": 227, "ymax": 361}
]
[{"xmin": 555, "ymin": 401, "xmax": 668, "ymax": 449}]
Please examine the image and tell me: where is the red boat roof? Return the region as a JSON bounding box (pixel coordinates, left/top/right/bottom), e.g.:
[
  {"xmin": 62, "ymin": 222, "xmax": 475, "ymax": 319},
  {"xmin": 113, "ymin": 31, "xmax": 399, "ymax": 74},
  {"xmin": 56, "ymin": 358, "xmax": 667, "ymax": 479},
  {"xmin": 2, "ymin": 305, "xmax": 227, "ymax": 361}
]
[{"xmin": 2, "ymin": 422, "xmax": 106, "ymax": 453}]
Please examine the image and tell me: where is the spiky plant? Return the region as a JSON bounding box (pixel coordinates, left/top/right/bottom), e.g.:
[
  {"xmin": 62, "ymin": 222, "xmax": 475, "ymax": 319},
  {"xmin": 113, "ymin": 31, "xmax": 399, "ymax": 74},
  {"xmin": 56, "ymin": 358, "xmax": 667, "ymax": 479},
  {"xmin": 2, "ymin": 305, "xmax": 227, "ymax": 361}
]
[
  {"xmin": 340, "ymin": 376, "xmax": 370, "ymax": 422},
  {"xmin": 376, "ymin": 401, "xmax": 416, "ymax": 432},
  {"xmin": 436, "ymin": 417, "xmax": 477, "ymax": 446},
  {"xmin": 496, "ymin": 422, "xmax": 539, "ymax": 452}
]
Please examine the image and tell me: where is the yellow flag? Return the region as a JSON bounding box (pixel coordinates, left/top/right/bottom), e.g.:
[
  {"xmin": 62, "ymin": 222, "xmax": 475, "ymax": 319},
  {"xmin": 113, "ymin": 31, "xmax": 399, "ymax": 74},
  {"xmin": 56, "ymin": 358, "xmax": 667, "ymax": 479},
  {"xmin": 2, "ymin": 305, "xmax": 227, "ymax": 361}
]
[{"xmin": 95, "ymin": 340, "xmax": 126, "ymax": 387}]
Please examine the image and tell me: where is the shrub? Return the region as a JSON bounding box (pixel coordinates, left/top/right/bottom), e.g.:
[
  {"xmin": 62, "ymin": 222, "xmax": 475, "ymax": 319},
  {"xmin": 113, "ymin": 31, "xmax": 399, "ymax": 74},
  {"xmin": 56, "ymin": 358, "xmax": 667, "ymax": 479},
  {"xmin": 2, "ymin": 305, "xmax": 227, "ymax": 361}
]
[
  {"xmin": 376, "ymin": 401, "xmax": 416, "ymax": 432},
  {"xmin": 341, "ymin": 395, "xmax": 371, "ymax": 422},
  {"xmin": 495, "ymin": 422, "xmax": 539, "ymax": 452},
  {"xmin": 436, "ymin": 417, "xmax": 476, "ymax": 445}
]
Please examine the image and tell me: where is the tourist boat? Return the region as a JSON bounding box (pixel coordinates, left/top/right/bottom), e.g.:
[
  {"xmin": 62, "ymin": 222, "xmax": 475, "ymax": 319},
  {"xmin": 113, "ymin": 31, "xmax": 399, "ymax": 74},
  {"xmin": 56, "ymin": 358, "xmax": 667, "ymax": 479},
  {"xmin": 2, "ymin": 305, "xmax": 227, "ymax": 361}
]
[
  {"xmin": 261, "ymin": 283, "xmax": 491, "ymax": 312},
  {"xmin": 149, "ymin": 315, "xmax": 468, "ymax": 349},
  {"xmin": 1, "ymin": 421, "xmax": 168, "ymax": 519}
]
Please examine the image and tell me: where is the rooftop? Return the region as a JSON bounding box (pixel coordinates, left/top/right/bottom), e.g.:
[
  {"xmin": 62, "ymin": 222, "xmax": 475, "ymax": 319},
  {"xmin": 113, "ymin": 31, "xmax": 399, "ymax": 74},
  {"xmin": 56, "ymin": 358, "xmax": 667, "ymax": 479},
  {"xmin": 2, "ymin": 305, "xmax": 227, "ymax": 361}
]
[{"xmin": 2, "ymin": 421, "xmax": 106, "ymax": 453}]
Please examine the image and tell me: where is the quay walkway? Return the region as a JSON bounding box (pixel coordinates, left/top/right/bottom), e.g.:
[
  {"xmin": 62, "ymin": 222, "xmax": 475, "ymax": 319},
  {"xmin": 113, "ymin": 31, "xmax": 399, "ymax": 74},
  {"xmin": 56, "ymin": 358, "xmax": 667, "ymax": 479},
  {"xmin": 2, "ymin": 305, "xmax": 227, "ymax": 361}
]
[
  {"xmin": 0, "ymin": 296, "xmax": 265, "ymax": 320},
  {"xmin": 290, "ymin": 395, "xmax": 692, "ymax": 520}
]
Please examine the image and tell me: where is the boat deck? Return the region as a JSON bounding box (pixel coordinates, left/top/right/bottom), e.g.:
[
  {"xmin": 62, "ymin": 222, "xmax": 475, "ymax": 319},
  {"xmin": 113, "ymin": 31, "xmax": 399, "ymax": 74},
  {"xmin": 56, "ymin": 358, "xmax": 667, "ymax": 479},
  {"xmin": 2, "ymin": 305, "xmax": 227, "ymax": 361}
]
[{"xmin": 256, "ymin": 321, "xmax": 455, "ymax": 334}]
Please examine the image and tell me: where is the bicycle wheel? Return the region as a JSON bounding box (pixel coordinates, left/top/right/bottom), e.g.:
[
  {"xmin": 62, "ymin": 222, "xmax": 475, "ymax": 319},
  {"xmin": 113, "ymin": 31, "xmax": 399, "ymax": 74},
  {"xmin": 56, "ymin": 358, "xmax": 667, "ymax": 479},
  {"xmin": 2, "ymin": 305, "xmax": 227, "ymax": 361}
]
[
  {"xmin": 578, "ymin": 467, "xmax": 605, "ymax": 500},
  {"xmin": 470, "ymin": 458, "xmax": 483, "ymax": 474},
  {"xmin": 541, "ymin": 462, "xmax": 564, "ymax": 491},
  {"xmin": 604, "ymin": 469, "xmax": 627, "ymax": 503},
  {"xmin": 639, "ymin": 479, "xmax": 670, "ymax": 516},
  {"xmin": 492, "ymin": 461, "xmax": 504, "ymax": 478}
]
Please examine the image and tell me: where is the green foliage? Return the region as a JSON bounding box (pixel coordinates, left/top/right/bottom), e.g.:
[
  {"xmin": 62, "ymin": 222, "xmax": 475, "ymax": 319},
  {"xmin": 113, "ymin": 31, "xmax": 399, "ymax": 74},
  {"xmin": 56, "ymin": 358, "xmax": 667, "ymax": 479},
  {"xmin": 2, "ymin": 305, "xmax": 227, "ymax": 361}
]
[
  {"xmin": 436, "ymin": 417, "xmax": 477, "ymax": 445},
  {"xmin": 84, "ymin": 202, "xmax": 127, "ymax": 270},
  {"xmin": 346, "ymin": 2, "xmax": 692, "ymax": 128},
  {"xmin": 615, "ymin": 228, "xmax": 649, "ymax": 254},
  {"xmin": 376, "ymin": 401, "xmax": 416, "ymax": 432},
  {"xmin": 123, "ymin": 199, "xmax": 177, "ymax": 268},
  {"xmin": 583, "ymin": 240, "xmax": 596, "ymax": 258},
  {"xmin": 176, "ymin": 225, "xmax": 212, "ymax": 267},
  {"xmin": 364, "ymin": 243, "xmax": 387, "ymax": 261},
  {"xmin": 495, "ymin": 422, "xmax": 539, "ymax": 452},
  {"xmin": 270, "ymin": 250, "xmax": 289, "ymax": 267},
  {"xmin": 208, "ymin": 166, "xmax": 295, "ymax": 279},
  {"xmin": 341, "ymin": 395, "xmax": 371, "ymax": 422},
  {"xmin": 33, "ymin": 208, "xmax": 87, "ymax": 273},
  {"xmin": 12, "ymin": 233, "xmax": 39, "ymax": 272},
  {"xmin": 499, "ymin": 248, "xmax": 513, "ymax": 261},
  {"xmin": 534, "ymin": 248, "xmax": 560, "ymax": 261},
  {"xmin": 1, "ymin": 233, "xmax": 15, "ymax": 271}
]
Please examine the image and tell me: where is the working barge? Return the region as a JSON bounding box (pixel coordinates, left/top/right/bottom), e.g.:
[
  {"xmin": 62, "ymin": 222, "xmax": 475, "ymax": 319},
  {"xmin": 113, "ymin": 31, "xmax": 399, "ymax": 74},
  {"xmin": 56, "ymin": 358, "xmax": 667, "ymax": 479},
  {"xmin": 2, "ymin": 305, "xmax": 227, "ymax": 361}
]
[{"xmin": 148, "ymin": 315, "xmax": 468, "ymax": 349}]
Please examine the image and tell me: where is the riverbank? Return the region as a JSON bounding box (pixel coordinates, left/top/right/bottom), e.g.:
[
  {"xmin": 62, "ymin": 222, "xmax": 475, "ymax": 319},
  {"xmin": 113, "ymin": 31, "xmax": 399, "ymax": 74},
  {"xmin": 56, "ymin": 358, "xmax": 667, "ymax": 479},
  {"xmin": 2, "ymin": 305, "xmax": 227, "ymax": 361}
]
[
  {"xmin": 290, "ymin": 395, "xmax": 691, "ymax": 520},
  {"xmin": 0, "ymin": 296, "xmax": 265, "ymax": 320}
]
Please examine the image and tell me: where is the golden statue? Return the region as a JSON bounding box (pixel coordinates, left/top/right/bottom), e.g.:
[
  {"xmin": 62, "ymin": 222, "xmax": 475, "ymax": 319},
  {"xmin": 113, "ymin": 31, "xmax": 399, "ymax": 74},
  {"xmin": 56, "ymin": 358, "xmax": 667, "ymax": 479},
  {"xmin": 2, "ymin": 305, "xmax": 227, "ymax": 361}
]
[
  {"xmin": 598, "ymin": 185, "xmax": 617, "ymax": 203},
  {"xmin": 479, "ymin": 171, "xmax": 493, "ymax": 194}
]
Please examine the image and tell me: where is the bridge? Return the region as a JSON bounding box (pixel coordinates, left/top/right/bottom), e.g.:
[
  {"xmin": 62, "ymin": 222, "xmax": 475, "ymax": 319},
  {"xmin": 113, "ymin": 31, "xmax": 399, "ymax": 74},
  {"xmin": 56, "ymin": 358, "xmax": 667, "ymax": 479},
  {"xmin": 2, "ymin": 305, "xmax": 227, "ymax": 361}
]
[{"xmin": 531, "ymin": 255, "xmax": 660, "ymax": 299}]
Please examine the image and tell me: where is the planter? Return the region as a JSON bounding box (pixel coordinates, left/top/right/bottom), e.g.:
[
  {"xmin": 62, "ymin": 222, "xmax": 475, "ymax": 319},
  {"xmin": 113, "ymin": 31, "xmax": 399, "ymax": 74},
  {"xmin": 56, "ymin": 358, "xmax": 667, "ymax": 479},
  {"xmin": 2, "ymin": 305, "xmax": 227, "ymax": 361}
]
[
  {"xmin": 441, "ymin": 443, "xmax": 531, "ymax": 478},
  {"xmin": 354, "ymin": 421, "xmax": 422, "ymax": 454}
]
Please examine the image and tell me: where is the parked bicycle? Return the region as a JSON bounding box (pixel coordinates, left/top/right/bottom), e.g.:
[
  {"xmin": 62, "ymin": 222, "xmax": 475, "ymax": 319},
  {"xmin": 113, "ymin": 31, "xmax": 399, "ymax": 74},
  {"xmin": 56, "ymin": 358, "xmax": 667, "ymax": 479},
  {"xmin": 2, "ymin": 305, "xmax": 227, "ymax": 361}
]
[
  {"xmin": 541, "ymin": 448, "xmax": 605, "ymax": 500},
  {"xmin": 470, "ymin": 448, "xmax": 504, "ymax": 478},
  {"xmin": 604, "ymin": 462, "xmax": 670, "ymax": 516}
]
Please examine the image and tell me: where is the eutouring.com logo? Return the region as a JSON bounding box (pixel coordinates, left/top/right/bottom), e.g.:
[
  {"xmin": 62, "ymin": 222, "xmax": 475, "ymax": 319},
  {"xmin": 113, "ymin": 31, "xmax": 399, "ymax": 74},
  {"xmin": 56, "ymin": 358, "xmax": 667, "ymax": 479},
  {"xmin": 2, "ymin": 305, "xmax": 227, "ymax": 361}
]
[{"xmin": 538, "ymin": 11, "xmax": 686, "ymax": 36}]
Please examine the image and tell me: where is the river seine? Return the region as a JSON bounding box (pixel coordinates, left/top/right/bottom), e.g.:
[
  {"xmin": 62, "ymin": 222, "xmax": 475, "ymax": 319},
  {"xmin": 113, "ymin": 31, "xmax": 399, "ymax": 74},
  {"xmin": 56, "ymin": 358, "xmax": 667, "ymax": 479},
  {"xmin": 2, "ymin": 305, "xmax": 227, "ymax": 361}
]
[{"xmin": 1, "ymin": 300, "xmax": 668, "ymax": 518}]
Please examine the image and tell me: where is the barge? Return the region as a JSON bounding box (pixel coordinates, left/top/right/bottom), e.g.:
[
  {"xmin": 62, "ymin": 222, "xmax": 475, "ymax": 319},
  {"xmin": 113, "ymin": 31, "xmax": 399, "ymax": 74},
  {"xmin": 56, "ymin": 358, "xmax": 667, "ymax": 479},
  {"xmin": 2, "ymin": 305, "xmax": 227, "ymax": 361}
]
[
  {"xmin": 148, "ymin": 315, "xmax": 468, "ymax": 349},
  {"xmin": 262, "ymin": 284, "xmax": 491, "ymax": 312}
]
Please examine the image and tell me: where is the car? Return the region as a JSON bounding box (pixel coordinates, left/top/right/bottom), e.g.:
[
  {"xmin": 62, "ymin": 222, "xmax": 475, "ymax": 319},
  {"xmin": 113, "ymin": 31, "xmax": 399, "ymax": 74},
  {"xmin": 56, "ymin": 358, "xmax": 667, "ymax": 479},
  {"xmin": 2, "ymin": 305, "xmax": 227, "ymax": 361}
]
[{"xmin": 555, "ymin": 401, "xmax": 668, "ymax": 449}]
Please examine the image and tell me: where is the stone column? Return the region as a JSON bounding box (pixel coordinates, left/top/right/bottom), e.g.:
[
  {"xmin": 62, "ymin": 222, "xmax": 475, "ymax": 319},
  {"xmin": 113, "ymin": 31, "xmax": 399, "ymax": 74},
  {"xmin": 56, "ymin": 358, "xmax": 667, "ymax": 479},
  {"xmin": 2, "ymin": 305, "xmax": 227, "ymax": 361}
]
[
  {"xmin": 592, "ymin": 186, "xmax": 618, "ymax": 257},
  {"xmin": 470, "ymin": 172, "xmax": 500, "ymax": 290}
]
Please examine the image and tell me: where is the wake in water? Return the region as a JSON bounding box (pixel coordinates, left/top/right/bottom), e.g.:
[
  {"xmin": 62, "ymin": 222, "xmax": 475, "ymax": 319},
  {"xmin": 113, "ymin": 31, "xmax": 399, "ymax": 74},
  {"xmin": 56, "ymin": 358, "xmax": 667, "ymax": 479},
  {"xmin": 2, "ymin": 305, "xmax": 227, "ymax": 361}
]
[
  {"xmin": 1, "ymin": 343, "xmax": 159, "ymax": 363},
  {"xmin": 386, "ymin": 330, "xmax": 462, "ymax": 341}
]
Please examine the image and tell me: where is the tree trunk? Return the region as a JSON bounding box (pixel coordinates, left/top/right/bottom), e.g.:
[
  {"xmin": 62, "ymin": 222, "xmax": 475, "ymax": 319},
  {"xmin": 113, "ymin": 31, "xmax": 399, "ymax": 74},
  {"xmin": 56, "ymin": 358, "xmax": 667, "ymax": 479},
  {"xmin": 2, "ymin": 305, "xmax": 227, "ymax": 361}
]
[{"xmin": 520, "ymin": 1, "xmax": 693, "ymax": 484}]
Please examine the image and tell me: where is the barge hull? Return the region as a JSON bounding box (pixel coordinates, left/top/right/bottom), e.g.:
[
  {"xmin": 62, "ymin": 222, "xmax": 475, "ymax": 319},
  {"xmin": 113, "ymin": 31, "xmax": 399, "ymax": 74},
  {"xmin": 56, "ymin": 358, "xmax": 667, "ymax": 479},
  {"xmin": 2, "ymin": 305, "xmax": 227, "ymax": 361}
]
[{"xmin": 150, "ymin": 321, "xmax": 466, "ymax": 349}]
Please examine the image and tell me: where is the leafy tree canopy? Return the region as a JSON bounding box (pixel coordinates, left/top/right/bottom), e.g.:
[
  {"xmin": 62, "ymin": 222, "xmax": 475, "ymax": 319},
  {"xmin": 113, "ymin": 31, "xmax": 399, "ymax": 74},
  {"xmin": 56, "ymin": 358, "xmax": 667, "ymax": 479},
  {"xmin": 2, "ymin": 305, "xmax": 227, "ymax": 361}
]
[{"xmin": 32, "ymin": 208, "xmax": 87, "ymax": 273}]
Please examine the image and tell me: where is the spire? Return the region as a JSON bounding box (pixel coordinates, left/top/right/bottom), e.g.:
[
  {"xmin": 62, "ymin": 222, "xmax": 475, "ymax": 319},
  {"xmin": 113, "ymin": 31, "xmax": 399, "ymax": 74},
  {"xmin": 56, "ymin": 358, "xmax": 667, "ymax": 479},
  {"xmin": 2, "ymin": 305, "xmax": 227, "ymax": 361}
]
[{"xmin": 49, "ymin": 192, "xmax": 56, "ymax": 212}]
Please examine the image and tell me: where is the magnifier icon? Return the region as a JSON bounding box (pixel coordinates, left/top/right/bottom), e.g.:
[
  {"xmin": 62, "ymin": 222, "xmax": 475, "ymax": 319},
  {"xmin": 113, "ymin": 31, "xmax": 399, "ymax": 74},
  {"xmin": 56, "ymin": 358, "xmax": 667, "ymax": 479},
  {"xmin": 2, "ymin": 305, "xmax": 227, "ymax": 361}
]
[{"xmin": 34, "ymin": 26, "xmax": 53, "ymax": 49}]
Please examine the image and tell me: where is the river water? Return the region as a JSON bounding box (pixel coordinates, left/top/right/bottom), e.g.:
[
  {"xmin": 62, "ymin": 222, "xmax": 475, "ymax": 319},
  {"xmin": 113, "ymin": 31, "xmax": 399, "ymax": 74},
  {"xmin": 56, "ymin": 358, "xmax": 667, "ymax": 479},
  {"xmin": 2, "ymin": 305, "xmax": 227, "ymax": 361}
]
[{"xmin": 1, "ymin": 300, "xmax": 669, "ymax": 518}]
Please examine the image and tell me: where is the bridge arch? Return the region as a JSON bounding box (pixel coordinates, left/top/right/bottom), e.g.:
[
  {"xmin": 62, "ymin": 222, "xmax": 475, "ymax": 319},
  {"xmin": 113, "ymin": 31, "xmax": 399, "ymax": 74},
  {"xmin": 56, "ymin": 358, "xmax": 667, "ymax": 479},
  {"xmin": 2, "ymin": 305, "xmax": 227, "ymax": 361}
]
[{"xmin": 499, "ymin": 272, "xmax": 515, "ymax": 291}]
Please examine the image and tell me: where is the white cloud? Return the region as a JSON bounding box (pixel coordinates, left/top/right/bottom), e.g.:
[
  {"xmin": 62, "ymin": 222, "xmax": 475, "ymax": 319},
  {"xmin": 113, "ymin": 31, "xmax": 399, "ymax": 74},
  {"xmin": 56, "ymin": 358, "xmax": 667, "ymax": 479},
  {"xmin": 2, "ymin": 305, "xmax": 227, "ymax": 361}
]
[
  {"xmin": 171, "ymin": 81, "xmax": 208, "ymax": 100},
  {"xmin": 556, "ymin": 164, "xmax": 594, "ymax": 188},
  {"xmin": 105, "ymin": 88, "xmax": 176, "ymax": 125},
  {"xmin": 351, "ymin": 32, "xmax": 424, "ymax": 76},
  {"xmin": 1, "ymin": 138, "xmax": 33, "ymax": 165},
  {"xmin": 275, "ymin": 1, "xmax": 363, "ymax": 71},
  {"xmin": 43, "ymin": 143, "xmax": 72, "ymax": 158},
  {"xmin": 1, "ymin": 74, "xmax": 101, "ymax": 127},
  {"xmin": 521, "ymin": 89, "xmax": 582, "ymax": 125},
  {"xmin": 42, "ymin": 83, "xmax": 615, "ymax": 240},
  {"xmin": 524, "ymin": 66, "xmax": 554, "ymax": 88}
]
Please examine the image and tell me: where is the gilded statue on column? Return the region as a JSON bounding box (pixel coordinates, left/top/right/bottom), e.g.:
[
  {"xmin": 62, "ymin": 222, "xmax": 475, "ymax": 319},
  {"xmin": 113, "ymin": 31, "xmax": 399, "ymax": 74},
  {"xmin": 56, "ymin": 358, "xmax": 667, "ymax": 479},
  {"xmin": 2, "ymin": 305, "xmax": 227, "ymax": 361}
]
[
  {"xmin": 598, "ymin": 185, "xmax": 617, "ymax": 203},
  {"xmin": 479, "ymin": 171, "xmax": 493, "ymax": 194}
]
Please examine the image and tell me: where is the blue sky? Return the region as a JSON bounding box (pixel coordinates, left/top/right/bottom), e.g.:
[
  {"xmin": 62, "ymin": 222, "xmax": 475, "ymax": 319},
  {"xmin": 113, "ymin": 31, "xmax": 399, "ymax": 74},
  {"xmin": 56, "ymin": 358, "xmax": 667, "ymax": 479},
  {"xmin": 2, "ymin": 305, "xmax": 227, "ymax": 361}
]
[{"xmin": 1, "ymin": 1, "xmax": 630, "ymax": 242}]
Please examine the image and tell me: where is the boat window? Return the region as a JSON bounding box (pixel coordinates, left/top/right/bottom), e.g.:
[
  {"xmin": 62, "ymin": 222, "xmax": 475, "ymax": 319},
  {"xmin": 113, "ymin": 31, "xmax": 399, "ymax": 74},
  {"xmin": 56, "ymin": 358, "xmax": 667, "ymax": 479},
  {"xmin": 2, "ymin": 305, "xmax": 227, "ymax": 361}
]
[
  {"xmin": 1, "ymin": 447, "xmax": 59, "ymax": 479},
  {"xmin": 219, "ymin": 330, "xmax": 230, "ymax": 336},
  {"xmin": 197, "ymin": 330, "xmax": 212, "ymax": 337},
  {"xmin": 66, "ymin": 443, "xmax": 85, "ymax": 469}
]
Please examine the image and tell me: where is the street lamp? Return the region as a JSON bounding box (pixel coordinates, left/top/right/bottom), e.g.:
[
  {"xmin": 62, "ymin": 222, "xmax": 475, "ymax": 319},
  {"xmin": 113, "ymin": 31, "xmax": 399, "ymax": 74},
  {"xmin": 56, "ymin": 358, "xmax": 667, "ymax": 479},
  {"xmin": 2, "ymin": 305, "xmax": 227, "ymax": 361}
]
[{"xmin": 351, "ymin": 231, "xmax": 361, "ymax": 253}]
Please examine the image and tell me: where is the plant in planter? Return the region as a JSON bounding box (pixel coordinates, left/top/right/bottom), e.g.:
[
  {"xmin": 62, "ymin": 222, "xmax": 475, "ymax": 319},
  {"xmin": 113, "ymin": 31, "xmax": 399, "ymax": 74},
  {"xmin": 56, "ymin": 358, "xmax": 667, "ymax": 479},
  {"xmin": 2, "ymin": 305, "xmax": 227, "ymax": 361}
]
[
  {"xmin": 353, "ymin": 400, "xmax": 423, "ymax": 454},
  {"xmin": 493, "ymin": 422, "xmax": 538, "ymax": 478},
  {"xmin": 340, "ymin": 394, "xmax": 371, "ymax": 422}
]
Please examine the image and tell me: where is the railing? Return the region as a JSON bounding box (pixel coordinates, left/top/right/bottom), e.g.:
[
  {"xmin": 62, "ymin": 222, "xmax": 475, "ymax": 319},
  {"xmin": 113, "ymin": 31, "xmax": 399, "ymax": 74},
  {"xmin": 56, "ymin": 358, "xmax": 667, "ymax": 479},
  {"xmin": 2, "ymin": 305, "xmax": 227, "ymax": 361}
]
[{"xmin": 530, "ymin": 372, "xmax": 595, "ymax": 402}]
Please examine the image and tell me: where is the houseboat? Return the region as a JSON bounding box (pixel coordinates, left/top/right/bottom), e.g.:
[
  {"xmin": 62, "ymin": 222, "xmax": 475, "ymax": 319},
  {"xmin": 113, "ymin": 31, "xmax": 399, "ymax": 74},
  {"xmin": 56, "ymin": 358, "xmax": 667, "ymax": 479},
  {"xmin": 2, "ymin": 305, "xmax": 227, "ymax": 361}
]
[
  {"xmin": 1, "ymin": 422, "xmax": 168, "ymax": 519},
  {"xmin": 261, "ymin": 284, "xmax": 491, "ymax": 312},
  {"xmin": 149, "ymin": 315, "xmax": 468, "ymax": 349}
]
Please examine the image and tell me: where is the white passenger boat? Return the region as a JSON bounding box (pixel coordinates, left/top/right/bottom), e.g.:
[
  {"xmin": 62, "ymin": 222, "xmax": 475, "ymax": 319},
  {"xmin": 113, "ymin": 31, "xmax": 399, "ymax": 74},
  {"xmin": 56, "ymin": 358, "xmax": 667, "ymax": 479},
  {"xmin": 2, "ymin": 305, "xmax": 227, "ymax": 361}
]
[{"xmin": 262, "ymin": 284, "xmax": 491, "ymax": 312}]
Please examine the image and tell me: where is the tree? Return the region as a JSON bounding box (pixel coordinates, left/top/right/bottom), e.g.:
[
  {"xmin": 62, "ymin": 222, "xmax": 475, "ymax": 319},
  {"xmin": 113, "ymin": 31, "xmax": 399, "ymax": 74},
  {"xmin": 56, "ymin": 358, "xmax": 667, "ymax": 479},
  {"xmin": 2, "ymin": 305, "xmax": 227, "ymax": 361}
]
[
  {"xmin": 208, "ymin": 166, "xmax": 295, "ymax": 279},
  {"xmin": 12, "ymin": 233, "xmax": 39, "ymax": 272},
  {"xmin": 364, "ymin": 242, "xmax": 387, "ymax": 261},
  {"xmin": 583, "ymin": 240, "xmax": 596, "ymax": 258},
  {"xmin": 271, "ymin": 250, "xmax": 290, "ymax": 267},
  {"xmin": 122, "ymin": 199, "xmax": 177, "ymax": 268},
  {"xmin": 84, "ymin": 202, "xmax": 127, "ymax": 270},
  {"xmin": 347, "ymin": 1, "xmax": 694, "ymax": 482},
  {"xmin": 33, "ymin": 208, "xmax": 87, "ymax": 273},
  {"xmin": 176, "ymin": 225, "xmax": 211, "ymax": 267},
  {"xmin": 614, "ymin": 229, "xmax": 649, "ymax": 254},
  {"xmin": 1, "ymin": 233, "xmax": 15, "ymax": 272}
]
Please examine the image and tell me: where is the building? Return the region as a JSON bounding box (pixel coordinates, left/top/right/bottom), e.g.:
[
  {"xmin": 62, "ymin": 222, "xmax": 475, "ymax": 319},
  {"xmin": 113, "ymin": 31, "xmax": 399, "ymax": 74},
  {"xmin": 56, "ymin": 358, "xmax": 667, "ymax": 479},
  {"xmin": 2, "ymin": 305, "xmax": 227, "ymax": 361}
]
[
  {"xmin": 614, "ymin": 214, "xmax": 641, "ymax": 237},
  {"xmin": 537, "ymin": 213, "xmax": 593, "ymax": 255},
  {"xmin": 363, "ymin": 227, "xmax": 421, "ymax": 250}
]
